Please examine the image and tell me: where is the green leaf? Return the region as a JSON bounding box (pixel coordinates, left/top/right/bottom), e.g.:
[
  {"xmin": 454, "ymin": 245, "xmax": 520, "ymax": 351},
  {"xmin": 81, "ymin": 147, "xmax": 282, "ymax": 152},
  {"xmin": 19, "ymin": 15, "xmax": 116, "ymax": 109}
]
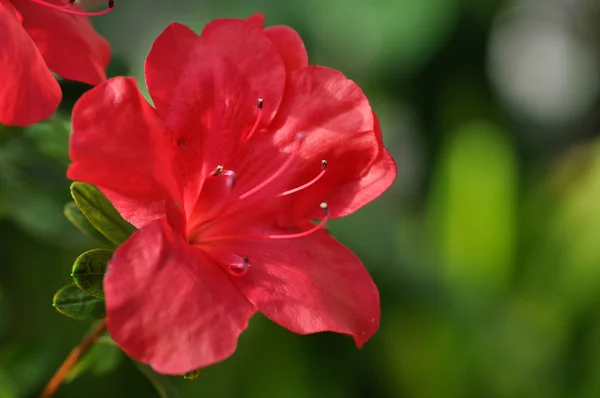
[
  {"xmin": 71, "ymin": 249, "xmax": 113, "ymax": 299},
  {"xmin": 52, "ymin": 284, "xmax": 105, "ymax": 320},
  {"xmin": 70, "ymin": 182, "xmax": 136, "ymax": 245},
  {"xmin": 23, "ymin": 117, "xmax": 69, "ymax": 165},
  {"xmin": 64, "ymin": 202, "xmax": 116, "ymax": 248},
  {"xmin": 134, "ymin": 362, "xmax": 181, "ymax": 398},
  {"xmin": 428, "ymin": 120, "xmax": 517, "ymax": 294},
  {"xmin": 65, "ymin": 337, "xmax": 122, "ymax": 383},
  {"xmin": 0, "ymin": 339, "xmax": 57, "ymax": 398}
]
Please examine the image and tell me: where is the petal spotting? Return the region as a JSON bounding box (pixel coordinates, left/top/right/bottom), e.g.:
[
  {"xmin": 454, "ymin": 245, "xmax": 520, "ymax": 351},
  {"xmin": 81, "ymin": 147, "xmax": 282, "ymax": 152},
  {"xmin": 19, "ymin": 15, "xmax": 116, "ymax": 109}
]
[{"xmin": 69, "ymin": 15, "xmax": 396, "ymax": 373}]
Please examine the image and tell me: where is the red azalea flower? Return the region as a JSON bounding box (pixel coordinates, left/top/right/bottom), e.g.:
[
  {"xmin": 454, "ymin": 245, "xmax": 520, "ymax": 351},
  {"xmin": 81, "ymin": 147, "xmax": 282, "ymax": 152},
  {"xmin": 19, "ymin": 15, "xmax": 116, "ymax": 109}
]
[
  {"xmin": 0, "ymin": 0, "xmax": 111, "ymax": 126},
  {"xmin": 68, "ymin": 14, "xmax": 397, "ymax": 374}
]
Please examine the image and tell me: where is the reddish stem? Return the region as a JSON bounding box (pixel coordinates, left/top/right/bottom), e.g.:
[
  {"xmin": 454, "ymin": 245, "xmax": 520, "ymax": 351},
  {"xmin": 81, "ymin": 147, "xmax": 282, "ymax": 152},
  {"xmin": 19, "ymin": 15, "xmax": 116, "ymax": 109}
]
[{"xmin": 40, "ymin": 320, "xmax": 108, "ymax": 398}]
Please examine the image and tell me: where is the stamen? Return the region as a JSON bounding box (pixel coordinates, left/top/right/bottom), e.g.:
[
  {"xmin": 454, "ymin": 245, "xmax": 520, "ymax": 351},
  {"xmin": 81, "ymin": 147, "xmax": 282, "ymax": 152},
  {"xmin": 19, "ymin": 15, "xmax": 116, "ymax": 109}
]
[
  {"xmin": 200, "ymin": 202, "xmax": 329, "ymax": 243},
  {"xmin": 29, "ymin": 0, "xmax": 114, "ymax": 16},
  {"xmin": 186, "ymin": 168, "xmax": 237, "ymax": 239},
  {"xmin": 243, "ymin": 97, "xmax": 263, "ymax": 143},
  {"xmin": 211, "ymin": 165, "xmax": 224, "ymax": 176},
  {"xmin": 280, "ymin": 160, "xmax": 327, "ymax": 196},
  {"xmin": 238, "ymin": 132, "xmax": 305, "ymax": 200}
]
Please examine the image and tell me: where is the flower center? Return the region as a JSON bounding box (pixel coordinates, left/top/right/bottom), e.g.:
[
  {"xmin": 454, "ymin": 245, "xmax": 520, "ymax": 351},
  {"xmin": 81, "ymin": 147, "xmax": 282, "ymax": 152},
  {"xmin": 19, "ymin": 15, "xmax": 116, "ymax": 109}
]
[
  {"xmin": 185, "ymin": 99, "xmax": 331, "ymax": 277},
  {"xmin": 28, "ymin": 0, "xmax": 114, "ymax": 16}
]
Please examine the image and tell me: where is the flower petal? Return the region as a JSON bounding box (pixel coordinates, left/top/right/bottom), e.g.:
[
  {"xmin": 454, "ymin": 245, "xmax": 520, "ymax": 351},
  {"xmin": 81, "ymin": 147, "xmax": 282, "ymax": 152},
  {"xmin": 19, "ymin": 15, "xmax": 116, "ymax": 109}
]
[
  {"xmin": 323, "ymin": 148, "xmax": 397, "ymax": 217},
  {"xmin": 221, "ymin": 227, "xmax": 380, "ymax": 346},
  {"xmin": 264, "ymin": 25, "xmax": 308, "ymax": 72},
  {"xmin": 0, "ymin": 0, "xmax": 60, "ymax": 126},
  {"xmin": 145, "ymin": 19, "xmax": 286, "ymax": 211},
  {"xmin": 105, "ymin": 218, "xmax": 256, "ymax": 374},
  {"xmin": 12, "ymin": 0, "xmax": 109, "ymax": 85},
  {"xmin": 228, "ymin": 66, "xmax": 381, "ymax": 219},
  {"xmin": 68, "ymin": 77, "xmax": 181, "ymax": 229},
  {"xmin": 317, "ymin": 112, "xmax": 397, "ymax": 218},
  {"xmin": 144, "ymin": 22, "xmax": 198, "ymax": 121},
  {"xmin": 246, "ymin": 13, "xmax": 264, "ymax": 29}
]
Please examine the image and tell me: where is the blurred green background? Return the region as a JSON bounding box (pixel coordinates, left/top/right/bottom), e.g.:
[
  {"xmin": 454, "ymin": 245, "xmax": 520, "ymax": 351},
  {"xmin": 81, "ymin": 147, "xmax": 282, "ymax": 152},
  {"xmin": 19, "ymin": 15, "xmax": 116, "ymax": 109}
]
[{"xmin": 3, "ymin": 0, "xmax": 600, "ymax": 396}]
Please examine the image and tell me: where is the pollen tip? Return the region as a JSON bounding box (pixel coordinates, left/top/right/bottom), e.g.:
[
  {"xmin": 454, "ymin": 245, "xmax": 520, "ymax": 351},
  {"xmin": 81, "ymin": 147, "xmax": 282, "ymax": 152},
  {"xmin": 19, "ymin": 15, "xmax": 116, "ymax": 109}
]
[
  {"xmin": 212, "ymin": 165, "xmax": 224, "ymax": 176},
  {"xmin": 321, "ymin": 160, "xmax": 328, "ymax": 170},
  {"xmin": 320, "ymin": 202, "xmax": 329, "ymax": 215},
  {"xmin": 257, "ymin": 98, "xmax": 264, "ymax": 110}
]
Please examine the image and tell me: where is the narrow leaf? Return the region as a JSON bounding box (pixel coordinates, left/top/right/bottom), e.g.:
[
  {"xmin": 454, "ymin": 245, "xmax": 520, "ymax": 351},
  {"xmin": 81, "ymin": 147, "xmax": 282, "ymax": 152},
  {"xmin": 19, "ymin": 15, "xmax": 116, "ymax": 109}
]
[
  {"xmin": 52, "ymin": 284, "xmax": 105, "ymax": 320},
  {"xmin": 64, "ymin": 202, "xmax": 115, "ymax": 248},
  {"xmin": 134, "ymin": 362, "xmax": 181, "ymax": 398},
  {"xmin": 70, "ymin": 182, "xmax": 136, "ymax": 245},
  {"xmin": 71, "ymin": 249, "xmax": 113, "ymax": 299}
]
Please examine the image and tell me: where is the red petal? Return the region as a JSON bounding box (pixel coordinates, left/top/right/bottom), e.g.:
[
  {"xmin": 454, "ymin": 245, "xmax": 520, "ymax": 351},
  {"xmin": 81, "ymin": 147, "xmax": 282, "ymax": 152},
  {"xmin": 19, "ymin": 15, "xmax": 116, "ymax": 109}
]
[
  {"xmin": 105, "ymin": 219, "xmax": 256, "ymax": 374},
  {"xmin": 221, "ymin": 227, "xmax": 380, "ymax": 346},
  {"xmin": 264, "ymin": 26, "xmax": 308, "ymax": 72},
  {"xmin": 12, "ymin": 0, "xmax": 109, "ymax": 85},
  {"xmin": 144, "ymin": 22, "xmax": 198, "ymax": 120},
  {"xmin": 246, "ymin": 13, "xmax": 265, "ymax": 29},
  {"xmin": 145, "ymin": 19, "xmax": 286, "ymax": 211},
  {"xmin": 320, "ymin": 112, "xmax": 397, "ymax": 218},
  {"xmin": 324, "ymin": 148, "xmax": 397, "ymax": 218},
  {"xmin": 68, "ymin": 77, "xmax": 181, "ymax": 229},
  {"xmin": 229, "ymin": 66, "xmax": 381, "ymax": 218},
  {"xmin": 0, "ymin": 1, "xmax": 60, "ymax": 126}
]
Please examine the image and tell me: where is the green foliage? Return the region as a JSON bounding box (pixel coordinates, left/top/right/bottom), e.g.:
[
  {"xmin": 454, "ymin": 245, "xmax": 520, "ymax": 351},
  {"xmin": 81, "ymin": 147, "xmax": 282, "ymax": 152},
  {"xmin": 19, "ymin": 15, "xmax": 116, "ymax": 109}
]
[
  {"xmin": 429, "ymin": 121, "xmax": 517, "ymax": 295},
  {"xmin": 302, "ymin": 0, "xmax": 460, "ymax": 77},
  {"xmin": 53, "ymin": 284, "xmax": 106, "ymax": 321},
  {"xmin": 23, "ymin": 117, "xmax": 70, "ymax": 165},
  {"xmin": 66, "ymin": 337, "xmax": 122, "ymax": 383},
  {"xmin": 64, "ymin": 202, "xmax": 116, "ymax": 248},
  {"xmin": 71, "ymin": 249, "xmax": 113, "ymax": 299},
  {"xmin": 134, "ymin": 363, "xmax": 181, "ymax": 398},
  {"xmin": 0, "ymin": 126, "xmax": 75, "ymax": 243},
  {"xmin": 3, "ymin": 2, "xmax": 600, "ymax": 398},
  {"xmin": 70, "ymin": 182, "xmax": 136, "ymax": 245},
  {"xmin": 0, "ymin": 340, "xmax": 56, "ymax": 398}
]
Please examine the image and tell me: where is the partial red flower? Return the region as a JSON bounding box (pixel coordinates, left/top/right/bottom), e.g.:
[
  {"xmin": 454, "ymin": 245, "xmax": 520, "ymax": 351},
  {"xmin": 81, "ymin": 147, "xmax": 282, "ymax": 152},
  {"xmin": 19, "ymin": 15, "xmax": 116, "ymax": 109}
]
[
  {"xmin": 0, "ymin": 0, "xmax": 111, "ymax": 126},
  {"xmin": 68, "ymin": 14, "xmax": 396, "ymax": 374}
]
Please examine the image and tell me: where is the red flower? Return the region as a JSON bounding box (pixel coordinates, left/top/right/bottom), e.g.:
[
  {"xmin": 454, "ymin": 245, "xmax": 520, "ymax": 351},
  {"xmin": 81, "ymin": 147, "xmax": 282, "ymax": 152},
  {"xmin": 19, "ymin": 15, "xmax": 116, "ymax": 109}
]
[
  {"xmin": 68, "ymin": 14, "xmax": 396, "ymax": 374},
  {"xmin": 0, "ymin": 0, "xmax": 111, "ymax": 126}
]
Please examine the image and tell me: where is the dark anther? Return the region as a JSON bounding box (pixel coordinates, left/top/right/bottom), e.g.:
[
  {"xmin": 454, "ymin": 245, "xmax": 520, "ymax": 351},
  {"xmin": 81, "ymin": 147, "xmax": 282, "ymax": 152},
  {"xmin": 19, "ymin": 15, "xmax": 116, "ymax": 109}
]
[
  {"xmin": 321, "ymin": 160, "xmax": 328, "ymax": 170},
  {"xmin": 108, "ymin": 0, "xmax": 115, "ymax": 7},
  {"xmin": 68, "ymin": 0, "xmax": 75, "ymax": 3},
  {"xmin": 177, "ymin": 139, "xmax": 184, "ymax": 148},
  {"xmin": 211, "ymin": 165, "xmax": 224, "ymax": 176},
  {"xmin": 243, "ymin": 257, "xmax": 249, "ymax": 263},
  {"xmin": 257, "ymin": 98, "xmax": 263, "ymax": 110},
  {"xmin": 320, "ymin": 202, "xmax": 329, "ymax": 215}
]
